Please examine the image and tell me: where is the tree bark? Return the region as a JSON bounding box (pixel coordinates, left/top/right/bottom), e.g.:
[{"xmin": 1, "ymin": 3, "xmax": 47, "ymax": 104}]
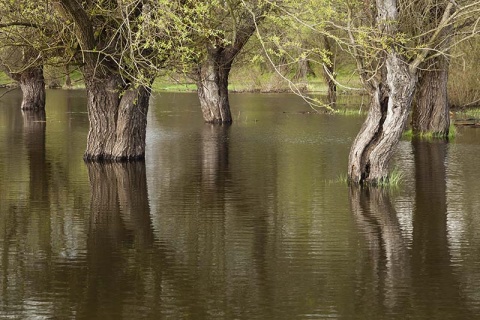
[
  {"xmin": 15, "ymin": 66, "xmax": 46, "ymax": 111},
  {"xmin": 322, "ymin": 35, "xmax": 337, "ymax": 108},
  {"xmin": 412, "ymin": 55, "xmax": 450, "ymax": 137},
  {"xmin": 348, "ymin": 53, "xmax": 417, "ymax": 185},
  {"xmin": 57, "ymin": 0, "xmax": 152, "ymax": 162},
  {"xmin": 196, "ymin": 50, "xmax": 233, "ymax": 123},
  {"xmin": 194, "ymin": 4, "xmax": 262, "ymax": 124},
  {"xmin": 348, "ymin": 0, "xmax": 418, "ymax": 185},
  {"xmin": 83, "ymin": 76, "xmax": 151, "ymax": 162}
]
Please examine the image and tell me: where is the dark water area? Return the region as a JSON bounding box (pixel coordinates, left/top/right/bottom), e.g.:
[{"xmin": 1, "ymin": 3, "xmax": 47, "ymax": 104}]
[{"xmin": 1, "ymin": 89, "xmax": 480, "ymax": 319}]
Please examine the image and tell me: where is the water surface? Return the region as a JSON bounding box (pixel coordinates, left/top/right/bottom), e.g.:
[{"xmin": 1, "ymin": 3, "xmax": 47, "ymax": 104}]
[{"xmin": 1, "ymin": 89, "xmax": 480, "ymax": 319}]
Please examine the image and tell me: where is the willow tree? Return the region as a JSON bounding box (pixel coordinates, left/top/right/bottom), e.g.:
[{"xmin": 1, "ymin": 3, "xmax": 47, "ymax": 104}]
[
  {"xmin": 178, "ymin": 0, "xmax": 270, "ymax": 123},
  {"xmin": 0, "ymin": 1, "xmax": 54, "ymax": 110},
  {"xmin": 405, "ymin": 1, "xmax": 453, "ymax": 137},
  {"xmin": 53, "ymin": 0, "xmax": 162, "ymax": 161},
  {"xmin": 346, "ymin": 0, "xmax": 480, "ymax": 185}
]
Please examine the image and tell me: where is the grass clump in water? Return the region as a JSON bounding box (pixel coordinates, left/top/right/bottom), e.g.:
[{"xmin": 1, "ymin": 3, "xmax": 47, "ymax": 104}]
[
  {"xmin": 378, "ymin": 167, "xmax": 404, "ymax": 188},
  {"xmin": 402, "ymin": 124, "xmax": 456, "ymax": 140},
  {"xmin": 328, "ymin": 173, "xmax": 348, "ymax": 185},
  {"xmin": 327, "ymin": 169, "xmax": 404, "ymax": 189},
  {"xmin": 460, "ymin": 107, "xmax": 480, "ymax": 118},
  {"xmin": 334, "ymin": 108, "xmax": 367, "ymax": 116}
]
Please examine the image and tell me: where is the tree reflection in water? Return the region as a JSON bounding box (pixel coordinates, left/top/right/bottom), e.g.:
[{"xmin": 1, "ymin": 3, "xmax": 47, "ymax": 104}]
[
  {"xmin": 85, "ymin": 162, "xmax": 157, "ymax": 318},
  {"xmin": 23, "ymin": 109, "xmax": 49, "ymax": 203},
  {"xmin": 411, "ymin": 139, "xmax": 471, "ymax": 318},
  {"xmin": 350, "ymin": 186, "xmax": 411, "ymax": 314},
  {"xmin": 350, "ymin": 139, "xmax": 474, "ymax": 318}
]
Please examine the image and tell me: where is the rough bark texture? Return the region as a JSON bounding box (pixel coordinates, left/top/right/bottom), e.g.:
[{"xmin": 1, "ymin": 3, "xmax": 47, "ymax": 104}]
[
  {"xmin": 58, "ymin": 0, "xmax": 152, "ymax": 162},
  {"xmin": 195, "ymin": 6, "xmax": 262, "ymax": 124},
  {"xmin": 16, "ymin": 66, "xmax": 46, "ymax": 111},
  {"xmin": 196, "ymin": 52, "xmax": 233, "ymax": 123},
  {"xmin": 84, "ymin": 76, "xmax": 151, "ymax": 162},
  {"xmin": 412, "ymin": 56, "xmax": 450, "ymax": 137},
  {"xmin": 348, "ymin": 53, "xmax": 417, "ymax": 185},
  {"xmin": 348, "ymin": 0, "xmax": 418, "ymax": 185}
]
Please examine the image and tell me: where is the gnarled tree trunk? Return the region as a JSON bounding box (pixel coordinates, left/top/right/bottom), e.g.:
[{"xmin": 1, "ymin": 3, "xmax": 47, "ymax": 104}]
[
  {"xmin": 56, "ymin": 0, "xmax": 152, "ymax": 162},
  {"xmin": 412, "ymin": 56, "xmax": 450, "ymax": 137},
  {"xmin": 196, "ymin": 51, "xmax": 233, "ymax": 123},
  {"xmin": 14, "ymin": 66, "xmax": 46, "ymax": 111},
  {"xmin": 84, "ymin": 75, "xmax": 151, "ymax": 162},
  {"xmin": 348, "ymin": 0, "xmax": 419, "ymax": 185},
  {"xmin": 348, "ymin": 54, "xmax": 417, "ymax": 185}
]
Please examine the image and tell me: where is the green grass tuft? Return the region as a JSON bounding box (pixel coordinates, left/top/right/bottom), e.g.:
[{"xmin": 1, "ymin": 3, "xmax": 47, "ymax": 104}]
[
  {"xmin": 333, "ymin": 108, "xmax": 367, "ymax": 116},
  {"xmin": 460, "ymin": 107, "xmax": 480, "ymax": 118},
  {"xmin": 378, "ymin": 167, "xmax": 404, "ymax": 188},
  {"xmin": 402, "ymin": 124, "xmax": 456, "ymax": 140}
]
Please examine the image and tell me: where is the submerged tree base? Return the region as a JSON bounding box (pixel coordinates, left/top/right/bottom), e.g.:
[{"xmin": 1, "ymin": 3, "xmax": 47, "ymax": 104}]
[
  {"xmin": 83, "ymin": 154, "xmax": 146, "ymax": 163},
  {"xmin": 403, "ymin": 124, "xmax": 456, "ymax": 140}
]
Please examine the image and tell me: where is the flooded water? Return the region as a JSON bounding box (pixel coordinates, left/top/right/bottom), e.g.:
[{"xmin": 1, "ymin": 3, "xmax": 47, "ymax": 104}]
[{"xmin": 1, "ymin": 89, "xmax": 480, "ymax": 319}]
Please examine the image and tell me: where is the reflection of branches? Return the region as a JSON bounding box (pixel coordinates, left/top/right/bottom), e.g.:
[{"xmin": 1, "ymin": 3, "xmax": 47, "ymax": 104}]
[{"xmin": 349, "ymin": 187, "xmax": 410, "ymax": 310}]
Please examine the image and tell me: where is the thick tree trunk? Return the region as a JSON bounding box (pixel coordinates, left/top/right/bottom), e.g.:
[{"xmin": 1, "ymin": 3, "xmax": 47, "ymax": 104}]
[
  {"xmin": 196, "ymin": 52, "xmax": 233, "ymax": 123},
  {"xmin": 348, "ymin": 54, "xmax": 417, "ymax": 185},
  {"xmin": 17, "ymin": 66, "xmax": 46, "ymax": 111},
  {"xmin": 84, "ymin": 76, "xmax": 151, "ymax": 162},
  {"xmin": 412, "ymin": 56, "xmax": 450, "ymax": 137}
]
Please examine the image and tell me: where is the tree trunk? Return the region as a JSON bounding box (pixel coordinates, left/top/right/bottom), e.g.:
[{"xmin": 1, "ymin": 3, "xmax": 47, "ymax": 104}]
[
  {"xmin": 348, "ymin": 53, "xmax": 417, "ymax": 185},
  {"xmin": 412, "ymin": 56, "xmax": 450, "ymax": 137},
  {"xmin": 56, "ymin": 0, "xmax": 152, "ymax": 162},
  {"xmin": 322, "ymin": 35, "xmax": 337, "ymax": 108},
  {"xmin": 83, "ymin": 76, "xmax": 151, "ymax": 162},
  {"xmin": 17, "ymin": 66, "xmax": 46, "ymax": 111},
  {"xmin": 296, "ymin": 57, "xmax": 314, "ymax": 80},
  {"xmin": 65, "ymin": 64, "xmax": 72, "ymax": 87},
  {"xmin": 196, "ymin": 51, "xmax": 233, "ymax": 124}
]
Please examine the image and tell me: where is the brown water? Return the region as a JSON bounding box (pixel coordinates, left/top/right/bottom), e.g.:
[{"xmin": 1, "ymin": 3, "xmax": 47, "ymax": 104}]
[{"xmin": 1, "ymin": 89, "xmax": 480, "ymax": 319}]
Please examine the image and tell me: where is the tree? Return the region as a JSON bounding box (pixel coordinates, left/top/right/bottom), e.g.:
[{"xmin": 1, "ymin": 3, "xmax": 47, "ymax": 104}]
[
  {"xmin": 408, "ymin": 1, "xmax": 453, "ymax": 137},
  {"xmin": 54, "ymin": 0, "xmax": 156, "ymax": 161},
  {"xmin": 346, "ymin": 0, "xmax": 477, "ymax": 185},
  {"xmin": 182, "ymin": 0, "xmax": 270, "ymax": 123},
  {"xmin": 0, "ymin": 1, "xmax": 50, "ymax": 110}
]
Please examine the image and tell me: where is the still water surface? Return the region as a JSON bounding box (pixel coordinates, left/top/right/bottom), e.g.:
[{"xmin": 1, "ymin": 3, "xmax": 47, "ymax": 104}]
[{"xmin": 1, "ymin": 89, "xmax": 480, "ymax": 319}]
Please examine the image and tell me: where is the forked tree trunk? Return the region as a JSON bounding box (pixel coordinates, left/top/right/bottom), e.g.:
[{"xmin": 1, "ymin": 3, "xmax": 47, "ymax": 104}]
[
  {"xmin": 412, "ymin": 56, "xmax": 450, "ymax": 137},
  {"xmin": 56, "ymin": 0, "xmax": 152, "ymax": 162},
  {"xmin": 17, "ymin": 66, "xmax": 46, "ymax": 111},
  {"xmin": 84, "ymin": 75, "xmax": 151, "ymax": 161},
  {"xmin": 348, "ymin": 54, "xmax": 417, "ymax": 185},
  {"xmin": 196, "ymin": 52, "xmax": 233, "ymax": 123},
  {"xmin": 194, "ymin": 7, "xmax": 261, "ymax": 124}
]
